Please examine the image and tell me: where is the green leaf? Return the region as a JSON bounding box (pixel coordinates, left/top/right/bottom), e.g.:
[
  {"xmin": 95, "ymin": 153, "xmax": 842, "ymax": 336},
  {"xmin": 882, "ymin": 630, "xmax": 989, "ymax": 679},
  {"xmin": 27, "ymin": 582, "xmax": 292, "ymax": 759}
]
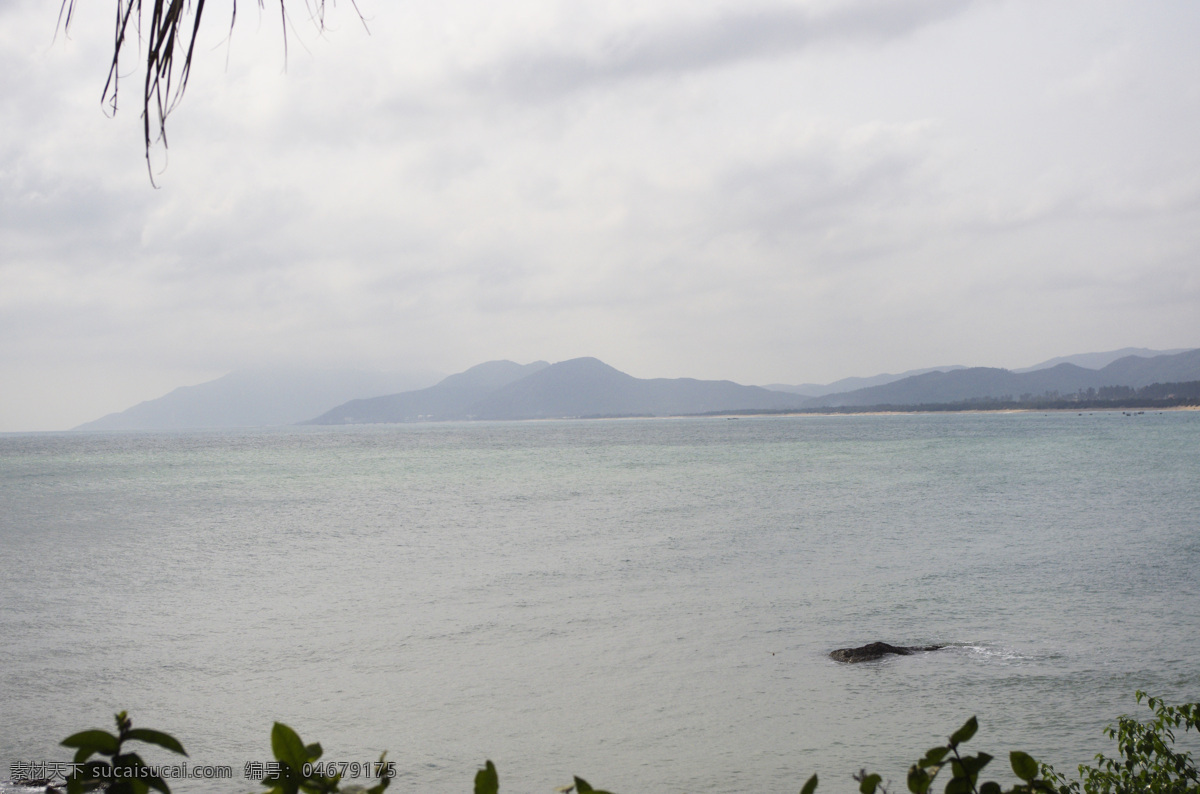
[
  {"xmin": 908, "ymin": 766, "xmax": 931, "ymax": 794},
  {"xmin": 73, "ymin": 747, "xmax": 99, "ymax": 764},
  {"xmin": 474, "ymin": 760, "xmax": 499, "ymax": 794},
  {"xmin": 945, "ymin": 776, "xmax": 973, "ymax": 794},
  {"xmin": 126, "ymin": 729, "xmax": 187, "ymax": 757},
  {"xmin": 271, "ymin": 723, "xmax": 309, "ymax": 775},
  {"xmin": 113, "ymin": 750, "xmax": 160, "ymax": 792},
  {"xmin": 959, "ymin": 752, "xmax": 993, "ymax": 776},
  {"xmin": 801, "ymin": 773, "xmax": 819, "ymax": 794},
  {"xmin": 922, "ymin": 747, "xmax": 950, "ymax": 766},
  {"xmin": 574, "ymin": 777, "xmax": 594, "ymax": 793},
  {"xmin": 949, "ymin": 717, "xmax": 978, "ymax": 747},
  {"xmin": 114, "ymin": 751, "xmax": 149, "ymax": 769},
  {"xmin": 79, "ymin": 760, "xmax": 111, "ymax": 776},
  {"xmin": 62, "ymin": 730, "xmax": 120, "ymax": 755},
  {"xmin": 1011, "ymin": 752, "xmax": 1039, "ymax": 782},
  {"xmin": 980, "ymin": 782, "xmax": 1001, "ymax": 794},
  {"xmin": 860, "ymin": 773, "xmax": 882, "ymax": 794}
]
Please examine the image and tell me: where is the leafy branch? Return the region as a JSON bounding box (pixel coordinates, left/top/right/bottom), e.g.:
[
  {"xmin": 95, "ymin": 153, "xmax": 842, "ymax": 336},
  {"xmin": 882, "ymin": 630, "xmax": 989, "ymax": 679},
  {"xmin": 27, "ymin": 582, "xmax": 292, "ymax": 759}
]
[
  {"xmin": 846, "ymin": 715, "xmax": 1056, "ymax": 794},
  {"xmin": 1043, "ymin": 691, "xmax": 1200, "ymax": 794},
  {"xmin": 259, "ymin": 722, "xmax": 390, "ymax": 794},
  {"xmin": 61, "ymin": 710, "xmax": 187, "ymax": 794}
]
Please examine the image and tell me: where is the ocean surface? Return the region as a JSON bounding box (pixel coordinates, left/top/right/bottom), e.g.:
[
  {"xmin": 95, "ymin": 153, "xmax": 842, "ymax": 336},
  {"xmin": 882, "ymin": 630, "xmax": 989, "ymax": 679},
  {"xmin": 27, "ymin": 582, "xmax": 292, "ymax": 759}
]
[{"xmin": 1, "ymin": 412, "xmax": 1198, "ymax": 793}]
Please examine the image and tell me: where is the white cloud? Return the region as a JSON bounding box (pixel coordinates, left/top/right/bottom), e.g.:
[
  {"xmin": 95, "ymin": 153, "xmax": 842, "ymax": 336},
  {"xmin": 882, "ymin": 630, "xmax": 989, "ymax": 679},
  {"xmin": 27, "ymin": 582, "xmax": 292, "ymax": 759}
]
[{"xmin": 459, "ymin": 0, "xmax": 974, "ymax": 99}]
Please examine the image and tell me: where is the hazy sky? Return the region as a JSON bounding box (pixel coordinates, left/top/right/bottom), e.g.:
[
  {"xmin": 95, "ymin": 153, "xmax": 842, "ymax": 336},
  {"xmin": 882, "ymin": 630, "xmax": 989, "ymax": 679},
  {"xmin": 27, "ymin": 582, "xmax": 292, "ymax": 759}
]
[{"xmin": 3, "ymin": 0, "xmax": 1199, "ymax": 431}]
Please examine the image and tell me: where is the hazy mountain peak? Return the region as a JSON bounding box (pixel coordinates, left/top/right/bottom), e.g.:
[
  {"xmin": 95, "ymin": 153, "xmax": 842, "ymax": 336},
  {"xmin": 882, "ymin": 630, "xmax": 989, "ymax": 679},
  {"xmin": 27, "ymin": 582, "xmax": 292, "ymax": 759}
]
[
  {"xmin": 309, "ymin": 356, "xmax": 808, "ymax": 423},
  {"xmin": 1013, "ymin": 347, "xmax": 1193, "ymax": 373},
  {"xmin": 764, "ymin": 365, "xmax": 967, "ymax": 397},
  {"xmin": 74, "ymin": 367, "xmax": 443, "ymax": 431},
  {"xmin": 807, "ymin": 348, "xmax": 1200, "ymax": 408},
  {"xmin": 437, "ymin": 360, "xmax": 550, "ymax": 390}
]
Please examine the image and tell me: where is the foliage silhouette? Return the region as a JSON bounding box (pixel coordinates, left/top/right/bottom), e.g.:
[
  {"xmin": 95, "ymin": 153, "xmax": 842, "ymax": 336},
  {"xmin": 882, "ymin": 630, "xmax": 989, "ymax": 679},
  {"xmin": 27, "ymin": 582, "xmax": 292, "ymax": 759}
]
[
  {"xmin": 56, "ymin": 0, "xmax": 364, "ymax": 184},
  {"xmin": 50, "ymin": 693, "xmax": 1199, "ymax": 793},
  {"xmin": 1043, "ymin": 692, "xmax": 1200, "ymax": 794},
  {"xmin": 60, "ymin": 710, "xmax": 187, "ymax": 794},
  {"xmin": 258, "ymin": 722, "xmax": 390, "ymax": 794}
]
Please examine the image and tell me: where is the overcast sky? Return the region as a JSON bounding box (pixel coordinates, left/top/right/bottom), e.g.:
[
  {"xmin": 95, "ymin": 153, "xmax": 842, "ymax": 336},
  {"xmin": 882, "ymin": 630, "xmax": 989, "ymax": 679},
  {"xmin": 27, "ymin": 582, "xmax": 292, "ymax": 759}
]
[{"xmin": 2, "ymin": 0, "xmax": 1199, "ymax": 431}]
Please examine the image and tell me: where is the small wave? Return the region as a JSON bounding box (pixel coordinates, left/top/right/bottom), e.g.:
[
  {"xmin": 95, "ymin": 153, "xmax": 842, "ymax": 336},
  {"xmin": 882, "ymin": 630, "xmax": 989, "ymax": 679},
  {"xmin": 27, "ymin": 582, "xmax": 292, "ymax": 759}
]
[
  {"xmin": 1, "ymin": 784, "xmax": 53, "ymax": 794},
  {"xmin": 952, "ymin": 642, "xmax": 1032, "ymax": 662}
]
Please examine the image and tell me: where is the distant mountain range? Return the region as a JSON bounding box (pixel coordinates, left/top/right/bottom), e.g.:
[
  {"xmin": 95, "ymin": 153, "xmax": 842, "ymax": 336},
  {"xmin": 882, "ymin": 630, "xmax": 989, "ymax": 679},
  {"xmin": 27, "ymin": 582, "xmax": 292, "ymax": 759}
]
[
  {"xmin": 309, "ymin": 347, "xmax": 1198, "ymax": 423},
  {"xmin": 763, "ymin": 348, "xmax": 1193, "ymax": 395},
  {"xmin": 74, "ymin": 368, "xmax": 441, "ymax": 431},
  {"xmin": 305, "ymin": 360, "xmax": 553, "ymax": 424},
  {"xmin": 74, "ymin": 347, "xmax": 1198, "ymax": 430},
  {"xmin": 306, "ymin": 357, "xmax": 808, "ymax": 423},
  {"xmin": 764, "ymin": 365, "xmax": 968, "ymax": 397},
  {"xmin": 1012, "ymin": 347, "xmax": 1194, "ymax": 373},
  {"xmin": 805, "ymin": 348, "xmax": 1200, "ymax": 408}
]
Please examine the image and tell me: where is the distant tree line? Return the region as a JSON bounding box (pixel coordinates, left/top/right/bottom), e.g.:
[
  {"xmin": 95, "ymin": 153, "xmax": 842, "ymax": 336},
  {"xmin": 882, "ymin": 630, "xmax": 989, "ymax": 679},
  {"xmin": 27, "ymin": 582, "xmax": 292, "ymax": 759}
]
[
  {"xmin": 718, "ymin": 381, "xmax": 1200, "ymax": 417},
  {"xmin": 948, "ymin": 380, "xmax": 1200, "ymax": 412},
  {"xmin": 1009, "ymin": 381, "xmax": 1200, "ymax": 405}
]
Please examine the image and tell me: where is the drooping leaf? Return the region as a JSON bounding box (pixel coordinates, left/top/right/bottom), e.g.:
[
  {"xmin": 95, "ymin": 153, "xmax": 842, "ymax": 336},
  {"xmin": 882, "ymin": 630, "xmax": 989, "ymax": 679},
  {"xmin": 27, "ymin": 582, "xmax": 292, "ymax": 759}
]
[
  {"xmin": 1010, "ymin": 752, "xmax": 1039, "ymax": 782},
  {"xmin": 62, "ymin": 730, "xmax": 120, "ymax": 755},
  {"xmin": 860, "ymin": 773, "xmax": 882, "ymax": 794},
  {"xmin": 474, "ymin": 760, "xmax": 499, "ymax": 794},
  {"xmin": 72, "ymin": 746, "xmax": 99, "ymax": 764},
  {"xmin": 949, "ymin": 717, "xmax": 978, "ymax": 747}
]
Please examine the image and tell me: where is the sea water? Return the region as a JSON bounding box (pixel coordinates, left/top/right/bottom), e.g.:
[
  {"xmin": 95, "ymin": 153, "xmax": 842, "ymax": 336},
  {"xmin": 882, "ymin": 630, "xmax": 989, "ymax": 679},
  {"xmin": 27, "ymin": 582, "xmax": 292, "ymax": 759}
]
[{"xmin": 1, "ymin": 412, "xmax": 1198, "ymax": 793}]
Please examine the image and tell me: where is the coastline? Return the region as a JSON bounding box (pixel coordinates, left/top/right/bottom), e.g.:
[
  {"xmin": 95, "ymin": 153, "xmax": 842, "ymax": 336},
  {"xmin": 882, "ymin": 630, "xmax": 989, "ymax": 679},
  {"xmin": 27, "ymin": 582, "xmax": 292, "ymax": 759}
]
[{"xmin": 694, "ymin": 403, "xmax": 1200, "ymax": 420}]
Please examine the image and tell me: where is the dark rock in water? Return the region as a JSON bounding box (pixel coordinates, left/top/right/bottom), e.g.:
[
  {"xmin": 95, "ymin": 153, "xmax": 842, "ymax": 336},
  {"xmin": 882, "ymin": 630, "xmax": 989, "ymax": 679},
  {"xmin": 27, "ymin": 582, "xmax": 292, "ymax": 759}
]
[{"xmin": 830, "ymin": 642, "xmax": 944, "ymax": 663}]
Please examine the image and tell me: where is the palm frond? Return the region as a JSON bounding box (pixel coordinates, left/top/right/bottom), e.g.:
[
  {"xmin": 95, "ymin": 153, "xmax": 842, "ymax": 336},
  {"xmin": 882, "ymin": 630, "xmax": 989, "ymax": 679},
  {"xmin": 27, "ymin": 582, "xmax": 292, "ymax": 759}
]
[{"xmin": 58, "ymin": 1, "xmax": 363, "ymax": 185}]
